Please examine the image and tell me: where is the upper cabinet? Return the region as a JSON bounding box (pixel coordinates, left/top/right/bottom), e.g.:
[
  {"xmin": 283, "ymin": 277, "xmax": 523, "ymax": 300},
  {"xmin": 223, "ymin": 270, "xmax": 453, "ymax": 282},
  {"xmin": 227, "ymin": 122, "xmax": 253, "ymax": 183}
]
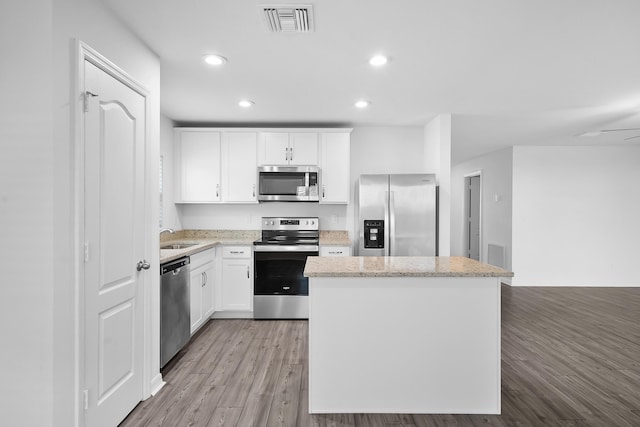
[
  {"xmin": 258, "ymin": 131, "xmax": 318, "ymax": 166},
  {"xmin": 174, "ymin": 127, "xmax": 351, "ymax": 204},
  {"xmin": 222, "ymin": 132, "xmax": 258, "ymax": 203},
  {"xmin": 319, "ymin": 132, "xmax": 351, "ymax": 204},
  {"xmin": 175, "ymin": 129, "xmax": 221, "ymax": 202}
]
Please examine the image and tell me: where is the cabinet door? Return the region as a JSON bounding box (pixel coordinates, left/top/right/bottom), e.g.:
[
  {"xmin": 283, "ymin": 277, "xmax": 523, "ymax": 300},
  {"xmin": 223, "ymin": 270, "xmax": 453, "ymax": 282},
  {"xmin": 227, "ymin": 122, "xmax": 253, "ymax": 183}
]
[
  {"xmin": 222, "ymin": 132, "xmax": 258, "ymax": 202},
  {"xmin": 319, "ymin": 245, "xmax": 351, "ymax": 256},
  {"xmin": 178, "ymin": 130, "xmax": 221, "ymax": 202},
  {"xmin": 289, "ymin": 132, "xmax": 319, "ymax": 165},
  {"xmin": 221, "ymin": 259, "xmax": 252, "ymax": 311},
  {"xmin": 259, "ymin": 132, "xmax": 289, "ymax": 165},
  {"xmin": 319, "ymin": 132, "xmax": 350, "ymax": 203},
  {"xmin": 201, "ymin": 262, "xmax": 215, "ymax": 319},
  {"xmin": 189, "ymin": 264, "xmax": 204, "ymax": 334}
]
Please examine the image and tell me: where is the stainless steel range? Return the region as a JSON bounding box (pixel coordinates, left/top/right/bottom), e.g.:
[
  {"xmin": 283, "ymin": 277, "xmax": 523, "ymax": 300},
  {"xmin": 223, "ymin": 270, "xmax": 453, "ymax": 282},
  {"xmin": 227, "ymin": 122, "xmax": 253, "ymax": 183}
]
[{"xmin": 253, "ymin": 217, "xmax": 319, "ymax": 319}]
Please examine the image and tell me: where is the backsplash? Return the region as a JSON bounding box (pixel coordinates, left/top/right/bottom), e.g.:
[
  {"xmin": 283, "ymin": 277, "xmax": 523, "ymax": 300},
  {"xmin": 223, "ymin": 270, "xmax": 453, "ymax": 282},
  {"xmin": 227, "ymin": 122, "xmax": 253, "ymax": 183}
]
[{"xmin": 178, "ymin": 203, "xmax": 348, "ymax": 230}]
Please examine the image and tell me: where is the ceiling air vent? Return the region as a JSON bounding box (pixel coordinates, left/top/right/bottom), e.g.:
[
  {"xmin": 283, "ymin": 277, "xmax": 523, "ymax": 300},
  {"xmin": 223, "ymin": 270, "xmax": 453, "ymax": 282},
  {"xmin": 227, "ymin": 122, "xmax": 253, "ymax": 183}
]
[{"xmin": 260, "ymin": 4, "xmax": 315, "ymax": 33}]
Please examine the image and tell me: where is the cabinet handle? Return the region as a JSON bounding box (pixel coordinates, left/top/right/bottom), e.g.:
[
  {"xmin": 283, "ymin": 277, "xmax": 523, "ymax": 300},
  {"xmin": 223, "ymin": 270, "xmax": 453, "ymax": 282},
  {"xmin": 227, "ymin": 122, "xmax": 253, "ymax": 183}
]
[
  {"xmin": 246, "ymin": 266, "xmax": 250, "ymax": 278},
  {"xmin": 230, "ymin": 250, "xmax": 243, "ymax": 254},
  {"xmin": 322, "ymin": 184, "xmax": 326, "ymax": 198},
  {"xmin": 202, "ymin": 272, "xmax": 207, "ymax": 286},
  {"xmin": 216, "ymin": 183, "xmax": 220, "ymax": 198},
  {"xmin": 252, "ymin": 184, "xmax": 255, "ymax": 197},
  {"xmin": 285, "ymin": 147, "xmax": 289, "ymax": 161},
  {"xmin": 290, "ymin": 146, "xmax": 293, "ymax": 161}
]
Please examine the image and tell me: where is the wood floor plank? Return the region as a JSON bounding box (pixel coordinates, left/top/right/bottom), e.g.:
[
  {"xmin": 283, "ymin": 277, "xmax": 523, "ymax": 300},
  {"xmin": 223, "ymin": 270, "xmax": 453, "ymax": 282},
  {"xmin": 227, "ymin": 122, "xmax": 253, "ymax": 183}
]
[
  {"xmin": 266, "ymin": 364, "xmax": 303, "ymax": 427},
  {"xmin": 206, "ymin": 407, "xmax": 242, "ymax": 427},
  {"xmin": 176, "ymin": 384, "xmax": 226, "ymax": 426},
  {"xmin": 120, "ymin": 286, "xmax": 640, "ymax": 427}
]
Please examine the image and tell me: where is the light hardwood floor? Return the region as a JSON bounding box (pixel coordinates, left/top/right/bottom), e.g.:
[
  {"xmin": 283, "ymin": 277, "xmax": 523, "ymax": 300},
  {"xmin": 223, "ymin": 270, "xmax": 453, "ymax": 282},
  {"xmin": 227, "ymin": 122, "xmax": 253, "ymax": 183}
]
[{"xmin": 120, "ymin": 286, "xmax": 640, "ymax": 426}]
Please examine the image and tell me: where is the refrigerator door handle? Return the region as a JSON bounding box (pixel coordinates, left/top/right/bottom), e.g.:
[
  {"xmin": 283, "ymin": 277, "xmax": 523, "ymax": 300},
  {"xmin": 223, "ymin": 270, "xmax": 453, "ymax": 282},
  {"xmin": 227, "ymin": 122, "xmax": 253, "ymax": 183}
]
[
  {"xmin": 389, "ymin": 191, "xmax": 396, "ymax": 256},
  {"xmin": 384, "ymin": 190, "xmax": 390, "ymax": 255}
]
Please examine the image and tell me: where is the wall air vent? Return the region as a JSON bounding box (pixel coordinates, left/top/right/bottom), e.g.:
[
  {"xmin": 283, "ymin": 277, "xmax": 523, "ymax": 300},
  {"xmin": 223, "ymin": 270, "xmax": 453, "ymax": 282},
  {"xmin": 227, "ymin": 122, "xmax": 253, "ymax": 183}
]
[{"xmin": 260, "ymin": 4, "xmax": 315, "ymax": 32}]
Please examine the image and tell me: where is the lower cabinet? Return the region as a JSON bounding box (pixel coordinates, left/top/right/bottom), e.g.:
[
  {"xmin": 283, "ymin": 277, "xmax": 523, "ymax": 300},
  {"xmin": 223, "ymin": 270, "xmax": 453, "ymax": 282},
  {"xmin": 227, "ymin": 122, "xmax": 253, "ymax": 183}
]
[
  {"xmin": 189, "ymin": 248, "xmax": 216, "ymax": 334},
  {"xmin": 219, "ymin": 246, "xmax": 253, "ymax": 313},
  {"xmin": 319, "ymin": 245, "xmax": 352, "ymax": 256}
]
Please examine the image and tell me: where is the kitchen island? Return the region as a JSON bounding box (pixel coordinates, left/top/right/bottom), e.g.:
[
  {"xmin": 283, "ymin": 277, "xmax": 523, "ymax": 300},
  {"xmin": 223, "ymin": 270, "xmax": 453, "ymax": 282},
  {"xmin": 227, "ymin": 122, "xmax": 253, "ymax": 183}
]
[{"xmin": 303, "ymin": 256, "xmax": 513, "ymax": 414}]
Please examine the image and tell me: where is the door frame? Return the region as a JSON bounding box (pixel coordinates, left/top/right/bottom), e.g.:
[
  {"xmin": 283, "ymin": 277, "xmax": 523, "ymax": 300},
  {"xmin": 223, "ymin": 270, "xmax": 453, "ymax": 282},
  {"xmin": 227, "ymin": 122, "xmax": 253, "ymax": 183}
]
[
  {"xmin": 73, "ymin": 40, "xmax": 155, "ymax": 427},
  {"xmin": 463, "ymin": 171, "xmax": 482, "ymax": 261}
]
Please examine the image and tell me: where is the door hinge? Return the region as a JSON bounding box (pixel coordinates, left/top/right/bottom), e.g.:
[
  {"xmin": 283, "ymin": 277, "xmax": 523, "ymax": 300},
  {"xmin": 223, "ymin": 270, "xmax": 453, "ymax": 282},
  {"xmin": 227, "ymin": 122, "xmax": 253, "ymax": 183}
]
[
  {"xmin": 83, "ymin": 91, "xmax": 98, "ymax": 113},
  {"xmin": 84, "ymin": 243, "xmax": 89, "ymax": 262},
  {"xmin": 83, "ymin": 389, "xmax": 89, "ymax": 410}
]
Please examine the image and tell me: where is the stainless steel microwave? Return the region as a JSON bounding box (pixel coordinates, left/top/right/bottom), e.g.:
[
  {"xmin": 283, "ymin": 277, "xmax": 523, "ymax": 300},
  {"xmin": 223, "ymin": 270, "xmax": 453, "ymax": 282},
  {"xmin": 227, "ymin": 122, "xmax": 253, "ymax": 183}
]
[{"xmin": 257, "ymin": 166, "xmax": 319, "ymax": 202}]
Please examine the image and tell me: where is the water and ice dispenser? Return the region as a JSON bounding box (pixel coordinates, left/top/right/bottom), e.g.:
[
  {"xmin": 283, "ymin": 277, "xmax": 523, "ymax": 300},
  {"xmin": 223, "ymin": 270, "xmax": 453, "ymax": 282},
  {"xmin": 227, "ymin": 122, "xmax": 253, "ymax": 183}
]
[{"xmin": 363, "ymin": 220, "xmax": 384, "ymax": 248}]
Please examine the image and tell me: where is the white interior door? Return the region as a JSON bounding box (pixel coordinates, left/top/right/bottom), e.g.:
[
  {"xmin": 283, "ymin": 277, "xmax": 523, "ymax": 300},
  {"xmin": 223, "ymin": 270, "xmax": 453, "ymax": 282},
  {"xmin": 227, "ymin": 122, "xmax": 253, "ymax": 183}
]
[{"xmin": 83, "ymin": 59, "xmax": 146, "ymax": 427}]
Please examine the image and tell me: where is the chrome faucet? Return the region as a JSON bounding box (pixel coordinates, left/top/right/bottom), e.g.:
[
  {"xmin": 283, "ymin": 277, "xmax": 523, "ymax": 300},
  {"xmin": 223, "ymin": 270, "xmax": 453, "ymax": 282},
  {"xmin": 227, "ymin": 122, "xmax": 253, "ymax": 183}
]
[{"xmin": 160, "ymin": 228, "xmax": 175, "ymax": 235}]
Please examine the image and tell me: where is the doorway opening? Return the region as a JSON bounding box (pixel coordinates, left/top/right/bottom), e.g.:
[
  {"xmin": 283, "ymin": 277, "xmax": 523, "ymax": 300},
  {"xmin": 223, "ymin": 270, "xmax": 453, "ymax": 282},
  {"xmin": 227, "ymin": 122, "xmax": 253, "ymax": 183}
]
[{"xmin": 464, "ymin": 172, "xmax": 482, "ymax": 261}]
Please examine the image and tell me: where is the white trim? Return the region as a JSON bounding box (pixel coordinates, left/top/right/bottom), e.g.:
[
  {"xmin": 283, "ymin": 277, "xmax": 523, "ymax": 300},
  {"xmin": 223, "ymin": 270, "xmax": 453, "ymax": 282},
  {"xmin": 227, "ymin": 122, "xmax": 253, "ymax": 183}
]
[{"xmin": 74, "ymin": 40, "xmax": 156, "ymax": 427}]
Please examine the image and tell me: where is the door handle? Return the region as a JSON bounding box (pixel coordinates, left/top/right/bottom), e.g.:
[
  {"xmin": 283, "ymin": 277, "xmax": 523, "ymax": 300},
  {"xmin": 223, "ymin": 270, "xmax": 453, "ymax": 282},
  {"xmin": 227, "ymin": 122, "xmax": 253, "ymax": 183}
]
[
  {"xmin": 136, "ymin": 260, "xmax": 150, "ymax": 271},
  {"xmin": 247, "ymin": 266, "xmax": 250, "ymax": 278}
]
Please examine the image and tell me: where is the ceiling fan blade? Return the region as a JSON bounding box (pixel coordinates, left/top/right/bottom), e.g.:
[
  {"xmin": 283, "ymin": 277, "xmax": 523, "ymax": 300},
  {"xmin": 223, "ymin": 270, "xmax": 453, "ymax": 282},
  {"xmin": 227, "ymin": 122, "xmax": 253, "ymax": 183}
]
[
  {"xmin": 599, "ymin": 127, "xmax": 640, "ymax": 133},
  {"xmin": 578, "ymin": 127, "xmax": 640, "ymax": 137}
]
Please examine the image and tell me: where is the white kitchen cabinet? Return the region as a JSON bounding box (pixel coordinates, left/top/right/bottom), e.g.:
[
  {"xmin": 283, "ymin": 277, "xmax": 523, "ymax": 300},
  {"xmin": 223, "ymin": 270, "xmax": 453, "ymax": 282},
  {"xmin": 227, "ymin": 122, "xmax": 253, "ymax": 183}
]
[
  {"xmin": 319, "ymin": 132, "xmax": 351, "ymax": 204},
  {"xmin": 319, "ymin": 245, "xmax": 351, "ymax": 256},
  {"xmin": 222, "ymin": 132, "xmax": 258, "ymax": 202},
  {"xmin": 219, "ymin": 246, "xmax": 253, "ymax": 312},
  {"xmin": 189, "ymin": 248, "xmax": 216, "ymax": 334},
  {"xmin": 175, "ymin": 129, "xmax": 221, "ymax": 202},
  {"xmin": 258, "ymin": 131, "xmax": 318, "ymax": 166},
  {"xmin": 289, "ymin": 132, "xmax": 319, "ymax": 165},
  {"xmin": 259, "ymin": 132, "xmax": 290, "ymax": 165}
]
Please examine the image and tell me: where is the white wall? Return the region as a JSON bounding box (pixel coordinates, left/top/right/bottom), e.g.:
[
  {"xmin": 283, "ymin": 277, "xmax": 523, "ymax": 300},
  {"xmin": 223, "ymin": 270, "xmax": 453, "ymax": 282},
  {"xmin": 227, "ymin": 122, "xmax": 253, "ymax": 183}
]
[
  {"xmin": 52, "ymin": 1, "xmax": 161, "ymax": 426},
  {"xmin": 160, "ymin": 115, "xmax": 182, "ymax": 230},
  {"xmin": 424, "ymin": 115, "xmax": 452, "ymax": 255},
  {"xmin": 512, "ymin": 146, "xmax": 640, "ymax": 286},
  {"xmin": 451, "ymin": 148, "xmax": 513, "ymax": 274},
  {"xmin": 0, "ymin": 2, "xmax": 53, "ymax": 426}
]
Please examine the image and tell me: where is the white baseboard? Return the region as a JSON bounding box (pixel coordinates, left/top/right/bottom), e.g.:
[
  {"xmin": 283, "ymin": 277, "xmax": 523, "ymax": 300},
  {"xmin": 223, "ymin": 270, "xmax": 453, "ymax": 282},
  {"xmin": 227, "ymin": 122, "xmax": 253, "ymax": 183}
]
[{"xmin": 149, "ymin": 373, "xmax": 165, "ymax": 397}]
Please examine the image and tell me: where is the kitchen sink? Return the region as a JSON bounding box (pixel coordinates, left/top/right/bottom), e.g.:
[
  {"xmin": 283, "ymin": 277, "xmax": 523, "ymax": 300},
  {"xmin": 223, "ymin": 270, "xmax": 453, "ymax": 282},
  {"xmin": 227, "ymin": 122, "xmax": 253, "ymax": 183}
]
[{"xmin": 160, "ymin": 242, "xmax": 200, "ymax": 250}]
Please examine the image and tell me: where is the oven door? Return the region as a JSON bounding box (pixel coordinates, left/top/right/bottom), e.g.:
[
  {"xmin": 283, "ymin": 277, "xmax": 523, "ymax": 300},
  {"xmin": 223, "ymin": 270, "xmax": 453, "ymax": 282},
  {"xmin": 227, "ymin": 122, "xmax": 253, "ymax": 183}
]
[{"xmin": 254, "ymin": 249, "xmax": 318, "ymax": 296}]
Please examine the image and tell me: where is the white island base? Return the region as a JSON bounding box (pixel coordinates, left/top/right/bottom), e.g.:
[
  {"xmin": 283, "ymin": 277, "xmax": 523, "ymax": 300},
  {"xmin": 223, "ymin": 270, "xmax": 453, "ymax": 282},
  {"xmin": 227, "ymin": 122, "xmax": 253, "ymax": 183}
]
[{"xmin": 306, "ymin": 257, "xmax": 510, "ymax": 414}]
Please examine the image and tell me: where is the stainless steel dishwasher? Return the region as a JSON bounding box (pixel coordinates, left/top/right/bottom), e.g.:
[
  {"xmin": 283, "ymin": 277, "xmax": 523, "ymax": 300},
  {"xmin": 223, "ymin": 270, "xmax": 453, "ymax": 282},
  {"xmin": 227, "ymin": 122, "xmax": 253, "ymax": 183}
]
[{"xmin": 160, "ymin": 256, "xmax": 190, "ymax": 368}]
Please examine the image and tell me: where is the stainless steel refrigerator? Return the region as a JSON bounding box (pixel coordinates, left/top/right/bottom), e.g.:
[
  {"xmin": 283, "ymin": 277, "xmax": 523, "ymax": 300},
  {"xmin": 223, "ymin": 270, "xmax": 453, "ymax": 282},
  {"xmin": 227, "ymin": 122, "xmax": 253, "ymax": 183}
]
[{"xmin": 356, "ymin": 174, "xmax": 437, "ymax": 256}]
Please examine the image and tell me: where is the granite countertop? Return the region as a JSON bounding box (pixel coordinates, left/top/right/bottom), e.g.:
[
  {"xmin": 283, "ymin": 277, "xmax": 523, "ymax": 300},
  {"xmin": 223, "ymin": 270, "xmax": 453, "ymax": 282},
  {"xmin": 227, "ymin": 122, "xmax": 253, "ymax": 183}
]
[
  {"xmin": 304, "ymin": 256, "xmax": 514, "ymax": 278},
  {"xmin": 160, "ymin": 229, "xmax": 351, "ymax": 264},
  {"xmin": 160, "ymin": 230, "xmax": 259, "ymax": 264},
  {"xmin": 319, "ymin": 230, "xmax": 351, "ymax": 246}
]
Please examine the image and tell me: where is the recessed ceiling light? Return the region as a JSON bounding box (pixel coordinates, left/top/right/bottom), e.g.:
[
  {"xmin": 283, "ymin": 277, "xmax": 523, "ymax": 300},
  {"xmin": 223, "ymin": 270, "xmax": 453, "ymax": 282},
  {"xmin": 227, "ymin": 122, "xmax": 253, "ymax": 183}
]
[
  {"xmin": 238, "ymin": 100, "xmax": 255, "ymax": 108},
  {"xmin": 369, "ymin": 55, "xmax": 388, "ymax": 67},
  {"xmin": 202, "ymin": 54, "xmax": 227, "ymax": 66},
  {"xmin": 355, "ymin": 100, "xmax": 370, "ymax": 109}
]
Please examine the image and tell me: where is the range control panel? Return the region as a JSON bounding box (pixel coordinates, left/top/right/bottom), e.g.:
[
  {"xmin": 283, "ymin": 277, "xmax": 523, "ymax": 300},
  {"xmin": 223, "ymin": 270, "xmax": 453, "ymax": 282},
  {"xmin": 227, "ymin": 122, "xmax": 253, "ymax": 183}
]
[{"xmin": 363, "ymin": 220, "xmax": 384, "ymax": 248}]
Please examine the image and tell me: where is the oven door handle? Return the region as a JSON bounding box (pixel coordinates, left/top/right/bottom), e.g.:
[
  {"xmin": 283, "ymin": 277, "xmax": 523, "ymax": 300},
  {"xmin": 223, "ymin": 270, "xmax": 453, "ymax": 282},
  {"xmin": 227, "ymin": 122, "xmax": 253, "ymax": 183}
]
[{"xmin": 253, "ymin": 245, "xmax": 319, "ymax": 252}]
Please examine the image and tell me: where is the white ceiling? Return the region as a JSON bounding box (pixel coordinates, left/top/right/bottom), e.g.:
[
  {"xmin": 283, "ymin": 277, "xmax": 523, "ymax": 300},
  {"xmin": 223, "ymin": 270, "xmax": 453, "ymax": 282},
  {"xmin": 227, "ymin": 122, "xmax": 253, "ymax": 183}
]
[{"xmin": 103, "ymin": 0, "xmax": 640, "ymax": 163}]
